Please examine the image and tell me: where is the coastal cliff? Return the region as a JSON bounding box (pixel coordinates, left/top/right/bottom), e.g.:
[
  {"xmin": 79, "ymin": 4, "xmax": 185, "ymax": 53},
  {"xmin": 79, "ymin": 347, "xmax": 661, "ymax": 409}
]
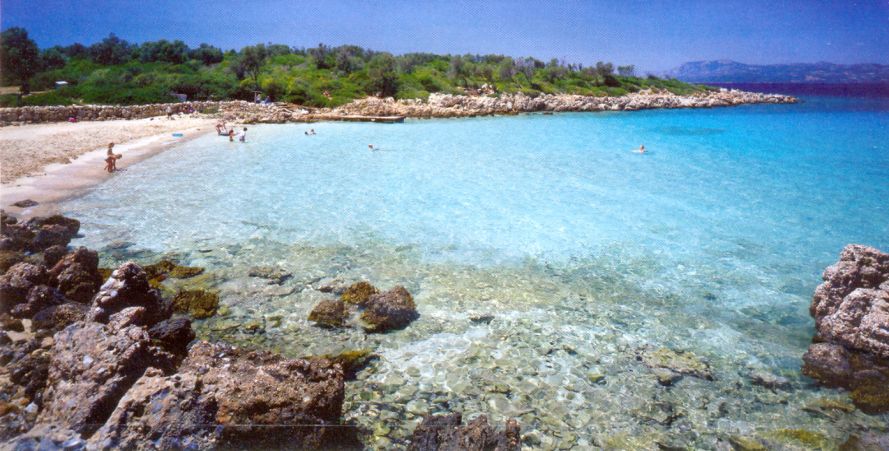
[{"xmin": 0, "ymin": 89, "xmax": 796, "ymax": 125}]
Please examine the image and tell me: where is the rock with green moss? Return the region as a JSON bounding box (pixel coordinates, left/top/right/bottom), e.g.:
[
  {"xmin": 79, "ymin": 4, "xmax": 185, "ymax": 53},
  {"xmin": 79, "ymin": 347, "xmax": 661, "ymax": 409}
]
[
  {"xmin": 341, "ymin": 281, "xmax": 378, "ymax": 306},
  {"xmin": 850, "ymin": 378, "xmax": 889, "ymax": 414},
  {"xmin": 640, "ymin": 347, "xmax": 714, "ymax": 380},
  {"xmin": 247, "ymin": 266, "xmax": 291, "ymax": 284},
  {"xmin": 308, "ymin": 299, "xmax": 346, "ymax": 328},
  {"xmin": 172, "ymin": 289, "xmax": 219, "ymax": 319},
  {"xmin": 767, "ymin": 429, "xmax": 831, "ymax": 449},
  {"xmin": 144, "ymin": 259, "xmax": 205, "ymax": 287}
]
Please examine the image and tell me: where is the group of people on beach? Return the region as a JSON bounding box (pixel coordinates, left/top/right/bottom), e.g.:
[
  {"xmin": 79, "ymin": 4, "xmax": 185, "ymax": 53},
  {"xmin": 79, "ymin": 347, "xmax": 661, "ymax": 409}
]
[{"xmin": 216, "ymin": 121, "xmax": 248, "ymax": 142}]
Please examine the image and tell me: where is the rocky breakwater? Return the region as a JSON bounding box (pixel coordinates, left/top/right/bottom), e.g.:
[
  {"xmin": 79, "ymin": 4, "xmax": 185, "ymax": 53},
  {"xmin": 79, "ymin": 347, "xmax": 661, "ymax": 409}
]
[
  {"xmin": 802, "ymin": 244, "xmax": 889, "ymax": 414},
  {"xmin": 313, "ymin": 88, "xmax": 797, "ymax": 119},
  {"xmin": 0, "ymin": 100, "xmax": 308, "ymax": 125}
]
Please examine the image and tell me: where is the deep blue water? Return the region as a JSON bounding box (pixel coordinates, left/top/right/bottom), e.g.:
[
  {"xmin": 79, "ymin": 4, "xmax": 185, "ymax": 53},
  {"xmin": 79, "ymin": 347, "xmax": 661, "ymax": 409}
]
[{"xmin": 62, "ymin": 94, "xmax": 889, "ymax": 447}]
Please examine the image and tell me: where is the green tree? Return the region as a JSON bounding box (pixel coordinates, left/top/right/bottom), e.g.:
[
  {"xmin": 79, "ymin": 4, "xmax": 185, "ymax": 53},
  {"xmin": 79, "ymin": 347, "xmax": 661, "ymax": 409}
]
[
  {"xmin": 189, "ymin": 43, "xmax": 224, "ymax": 65},
  {"xmin": 367, "ymin": 53, "xmax": 399, "ymax": 97},
  {"xmin": 89, "ymin": 33, "xmax": 133, "ymax": 65},
  {"xmin": 1, "ymin": 27, "xmax": 42, "ymax": 93},
  {"xmin": 235, "ymin": 44, "xmax": 268, "ymax": 87}
]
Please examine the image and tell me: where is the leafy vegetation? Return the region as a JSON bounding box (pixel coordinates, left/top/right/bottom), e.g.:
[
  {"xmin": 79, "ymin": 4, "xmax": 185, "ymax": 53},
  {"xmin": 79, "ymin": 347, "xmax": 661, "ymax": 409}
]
[{"xmin": 1, "ymin": 28, "xmax": 709, "ymax": 107}]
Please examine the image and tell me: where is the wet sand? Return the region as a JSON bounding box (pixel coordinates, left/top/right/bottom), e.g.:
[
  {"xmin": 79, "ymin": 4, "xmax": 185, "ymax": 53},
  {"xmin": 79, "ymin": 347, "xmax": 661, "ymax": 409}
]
[{"xmin": 0, "ymin": 117, "xmax": 215, "ymax": 217}]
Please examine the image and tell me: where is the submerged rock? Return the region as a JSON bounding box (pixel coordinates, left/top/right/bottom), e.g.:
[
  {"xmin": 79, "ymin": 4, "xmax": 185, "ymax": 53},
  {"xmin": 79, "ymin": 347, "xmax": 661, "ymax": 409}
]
[
  {"xmin": 408, "ymin": 412, "xmax": 521, "ymax": 451},
  {"xmin": 308, "ymin": 299, "xmax": 346, "ymax": 328},
  {"xmin": 172, "ymin": 289, "xmax": 219, "ymax": 319},
  {"xmin": 639, "ymin": 347, "xmax": 714, "ymax": 381},
  {"xmin": 802, "ymin": 244, "xmax": 889, "ymax": 414},
  {"xmin": 247, "ymin": 265, "xmax": 291, "ymax": 284},
  {"xmin": 341, "ymin": 281, "xmax": 379, "ymax": 306},
  {"xmin": 143, "ymin": 259, "xmax": 205, "ymax": 286},
  {"xmin": 361, "ymin": 285, "xmax": 419, "ymax": 333}
]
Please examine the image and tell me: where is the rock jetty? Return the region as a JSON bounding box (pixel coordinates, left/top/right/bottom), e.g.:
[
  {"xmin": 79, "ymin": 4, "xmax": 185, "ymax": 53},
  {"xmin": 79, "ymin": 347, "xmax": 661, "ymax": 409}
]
[
  {"xmin": 802, "ymin": 244, "xmax": 889, "ymax": 414},
  {"xmin": 0, "ymin": 89, "xmax": 796, "ymax": 125}
]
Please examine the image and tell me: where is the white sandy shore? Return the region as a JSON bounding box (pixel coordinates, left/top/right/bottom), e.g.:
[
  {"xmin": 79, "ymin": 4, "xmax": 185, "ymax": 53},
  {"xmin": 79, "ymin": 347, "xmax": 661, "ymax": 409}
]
[{"xmin": 0, "ymin": 116, "xmax": 215, "ymax": 217}]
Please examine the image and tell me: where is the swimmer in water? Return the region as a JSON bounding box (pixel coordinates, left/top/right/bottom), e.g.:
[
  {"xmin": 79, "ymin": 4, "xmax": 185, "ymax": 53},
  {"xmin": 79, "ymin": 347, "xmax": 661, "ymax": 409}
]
[
  {"xmin": 636, "ymin": 145, "xmax": 646, "ymax": 154},
  {"xmin": 368, "ymin": 144, "xmax": 376, "ymax": 151}
]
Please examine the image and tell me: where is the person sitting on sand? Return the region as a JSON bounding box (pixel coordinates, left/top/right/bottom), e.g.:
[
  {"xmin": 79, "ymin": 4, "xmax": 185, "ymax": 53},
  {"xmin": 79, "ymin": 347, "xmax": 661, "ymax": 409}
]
[
  {"xmin": 216, "ymin": 121, "xmax": 228, "ymax": 135},
  {"xmin": 238, "ymin": 127, "xmax": 247, "ymax": 142}
]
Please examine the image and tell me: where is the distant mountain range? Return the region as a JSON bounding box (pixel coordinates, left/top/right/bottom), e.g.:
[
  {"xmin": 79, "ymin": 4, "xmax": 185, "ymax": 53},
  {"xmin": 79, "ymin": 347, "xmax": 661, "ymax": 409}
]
[{"xmin": 668, "ymin": 60, "xmax": 889, "ymax": 83}]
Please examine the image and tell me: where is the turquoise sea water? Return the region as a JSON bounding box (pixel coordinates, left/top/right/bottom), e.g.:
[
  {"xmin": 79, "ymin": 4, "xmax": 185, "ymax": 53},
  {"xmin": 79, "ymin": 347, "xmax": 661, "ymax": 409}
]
[{"xmin": 64, "ymin": 96, "xmax": 889, "ymax": 448}]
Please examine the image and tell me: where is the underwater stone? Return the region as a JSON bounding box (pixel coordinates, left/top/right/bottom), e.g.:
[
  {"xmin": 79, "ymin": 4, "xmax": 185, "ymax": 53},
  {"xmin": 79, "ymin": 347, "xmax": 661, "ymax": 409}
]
[
  {"xmin": 640, "ymin": 347, "xmax": 714, "ymax": 380},
  {"xmin": 728, "ymin": 435, "xmax": 767, "ymax": 451},
  {"xmin": 748, "ymin": 369, "xmax": 790, "ymax": 390},
  {"xmin": 767, "ymin": 429, "xmax": 831, "ymax": 449},
  {"xmin": 172, "ymin": 289, "xmax": 219, "ymax": 319},
  {"xmin": 408, "ymin": 412, "xmax": 521, "ymax": 451},
  {"xmin": 247, "ymin": 266, "xmax": 291, "ymax": 284}
]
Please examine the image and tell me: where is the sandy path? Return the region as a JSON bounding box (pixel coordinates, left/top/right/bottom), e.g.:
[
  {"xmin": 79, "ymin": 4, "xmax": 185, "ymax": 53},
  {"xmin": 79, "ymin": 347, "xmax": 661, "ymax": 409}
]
[
  {"xmin": 0, "ymin": 116, "xmax": 217, "ymax": 217},
  {"xmin": 0, "ymin": 116, "xmax": 216, "ymax": 184}
]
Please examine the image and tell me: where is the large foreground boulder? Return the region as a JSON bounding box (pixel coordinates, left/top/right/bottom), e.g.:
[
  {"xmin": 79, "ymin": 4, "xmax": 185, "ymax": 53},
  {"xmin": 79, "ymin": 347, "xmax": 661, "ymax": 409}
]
[
  {"xmin": 37, "ymin": 322, "xmax": 153, "ymax": 436},
  {"xmin": 802, "ymin": 244, "xmax": 889, "ymax": 414},
  {"xmin": 408, "ymin": 412, "xmax": 521, "ymax": 451},
  {"xmin": 178, "ymin": 341, "xmax": 347, "ymax": 448}
]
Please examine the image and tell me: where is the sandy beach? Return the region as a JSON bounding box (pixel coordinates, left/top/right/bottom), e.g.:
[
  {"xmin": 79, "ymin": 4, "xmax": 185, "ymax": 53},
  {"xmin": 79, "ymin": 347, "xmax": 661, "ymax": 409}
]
[{"xmin": 0, "ymin": 116, "xmax": 215, "ymax": 216}]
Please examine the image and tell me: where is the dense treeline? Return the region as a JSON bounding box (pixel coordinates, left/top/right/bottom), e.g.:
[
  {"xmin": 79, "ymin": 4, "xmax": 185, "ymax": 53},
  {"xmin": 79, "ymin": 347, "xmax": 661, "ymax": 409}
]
[{"xmin": 1, "ymin": 27, "xmax": 705, "ymax": 107}]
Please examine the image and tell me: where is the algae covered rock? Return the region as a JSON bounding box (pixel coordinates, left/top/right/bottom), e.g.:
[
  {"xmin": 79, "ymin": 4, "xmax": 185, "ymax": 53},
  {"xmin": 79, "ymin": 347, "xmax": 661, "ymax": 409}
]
[
  {"xmin": 144, "ymin": 259, "xmax": 205, "ymax": 286},
  {"xmin": 361, "ymin": 285, "xmax": 419, "ymax": 333},
  {"xmin": 308, "ymin": 299, "xmax": 346, "ymax": 328},
  {"xmin": 172, "ymin": 289, "xmax": 219, "ymax": 319},
  {"xmin": 341, "ymin": 281, "xmax": 379, "ymax": 306}
]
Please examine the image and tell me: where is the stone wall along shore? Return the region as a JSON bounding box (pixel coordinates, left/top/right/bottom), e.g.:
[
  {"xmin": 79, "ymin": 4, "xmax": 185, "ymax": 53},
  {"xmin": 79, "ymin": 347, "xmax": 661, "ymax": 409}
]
[{"xmin": 0, "ymin": 89, "xmax": 796, "ymax": 125}]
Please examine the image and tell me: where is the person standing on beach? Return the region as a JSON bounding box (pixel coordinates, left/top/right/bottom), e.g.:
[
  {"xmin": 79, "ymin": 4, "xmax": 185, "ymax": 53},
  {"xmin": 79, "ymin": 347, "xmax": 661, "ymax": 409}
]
[{"xmin": 104, "ymin": 143, "xmax": 119, "ymax": 172}]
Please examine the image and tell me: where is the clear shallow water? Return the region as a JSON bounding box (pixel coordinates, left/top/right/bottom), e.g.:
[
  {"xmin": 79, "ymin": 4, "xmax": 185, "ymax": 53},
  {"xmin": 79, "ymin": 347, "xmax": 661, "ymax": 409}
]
[{"xmin": 65, "ymin": 96, "xmax": 889, "ymax": 449}]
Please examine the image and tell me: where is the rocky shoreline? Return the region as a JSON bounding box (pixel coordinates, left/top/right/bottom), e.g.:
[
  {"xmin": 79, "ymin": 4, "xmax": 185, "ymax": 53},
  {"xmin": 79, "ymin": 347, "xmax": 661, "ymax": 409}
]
[
  {"xmin": 0, "ymin": 89, "xmax": 796, "ymax": 125},
  {"xmin": 0, "ymin": 211, "xmax": 521, "ymax": 450}
]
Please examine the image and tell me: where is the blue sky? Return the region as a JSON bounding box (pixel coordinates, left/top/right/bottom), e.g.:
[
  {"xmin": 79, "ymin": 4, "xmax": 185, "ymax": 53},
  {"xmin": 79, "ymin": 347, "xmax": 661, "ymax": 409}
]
[{"xmin": 3, "ymin": 0, "xmax": 888, "ymax": 72}]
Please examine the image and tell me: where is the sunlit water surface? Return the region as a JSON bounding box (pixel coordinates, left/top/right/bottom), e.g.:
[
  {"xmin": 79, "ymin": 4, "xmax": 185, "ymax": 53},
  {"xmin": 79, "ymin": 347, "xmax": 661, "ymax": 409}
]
[{"xmin": 65, "ymin": 96, "xmax": 889, "ymax": 449}]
